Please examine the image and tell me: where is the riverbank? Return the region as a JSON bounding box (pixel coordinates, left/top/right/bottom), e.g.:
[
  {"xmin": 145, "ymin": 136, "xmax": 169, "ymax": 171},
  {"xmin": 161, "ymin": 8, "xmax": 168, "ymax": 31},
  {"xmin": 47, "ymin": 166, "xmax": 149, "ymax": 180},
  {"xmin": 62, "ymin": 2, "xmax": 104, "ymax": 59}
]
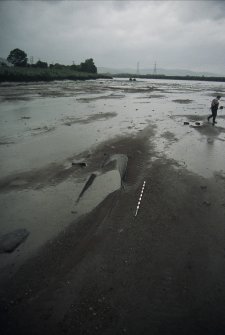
[{"xmin": 0, "ymin": 67, "xmax": 112, "ymax": 82}]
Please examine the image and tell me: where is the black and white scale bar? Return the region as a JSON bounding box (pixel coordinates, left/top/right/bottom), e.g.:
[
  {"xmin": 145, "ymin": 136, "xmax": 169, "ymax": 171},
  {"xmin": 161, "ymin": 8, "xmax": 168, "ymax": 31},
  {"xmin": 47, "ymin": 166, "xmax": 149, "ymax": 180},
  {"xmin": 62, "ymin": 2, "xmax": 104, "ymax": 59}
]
[{"xmin": 135, "ymin": 181, "xmax": 146, "ymax": 216}]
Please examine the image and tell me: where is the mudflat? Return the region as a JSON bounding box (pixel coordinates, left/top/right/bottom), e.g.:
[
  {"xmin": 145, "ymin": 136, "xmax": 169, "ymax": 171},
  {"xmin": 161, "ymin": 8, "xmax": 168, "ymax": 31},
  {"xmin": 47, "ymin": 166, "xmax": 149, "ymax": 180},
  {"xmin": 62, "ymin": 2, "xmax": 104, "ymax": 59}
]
[{"xmin": 0, "ymin": 79, "xmax": 225, "ymax": 334}]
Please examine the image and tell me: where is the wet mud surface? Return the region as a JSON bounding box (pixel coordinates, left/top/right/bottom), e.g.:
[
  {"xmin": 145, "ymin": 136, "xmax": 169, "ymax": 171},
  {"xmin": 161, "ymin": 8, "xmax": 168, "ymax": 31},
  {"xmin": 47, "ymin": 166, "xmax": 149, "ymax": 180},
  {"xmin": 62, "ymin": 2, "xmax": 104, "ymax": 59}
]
[
  {"xmin": 61, "ymin": 112, "xmax": 117, "ymax": 126},
  {"xmin": 172, "ymin": 99, "xmax": 193, "ymax": 104},
  {"xmin": 0, "ymin": 78, "xmax": 225, "ymax": 334}
]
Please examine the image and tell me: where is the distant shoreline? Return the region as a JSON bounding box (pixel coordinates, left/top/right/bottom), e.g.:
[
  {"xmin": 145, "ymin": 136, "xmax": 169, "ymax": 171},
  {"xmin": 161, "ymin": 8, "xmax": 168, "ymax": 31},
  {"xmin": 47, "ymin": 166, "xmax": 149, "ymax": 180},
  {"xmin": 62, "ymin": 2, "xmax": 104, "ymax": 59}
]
[
  {"xmin": 0, "ymin": 67, "xmax": 112, "ymax": 82},
  {"xmin": 114, "ymin": 73, "xmax": 225, "ymax": 83},
  {"xmin": 1, "ymin": 67, "xmax": 225, "ymax": 83}
]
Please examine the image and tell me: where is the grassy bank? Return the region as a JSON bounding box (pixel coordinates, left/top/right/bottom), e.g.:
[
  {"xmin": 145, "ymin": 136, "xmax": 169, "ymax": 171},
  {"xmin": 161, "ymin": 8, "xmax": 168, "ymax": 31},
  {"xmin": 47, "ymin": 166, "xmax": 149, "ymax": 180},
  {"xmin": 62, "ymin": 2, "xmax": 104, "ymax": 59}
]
[{"xmin": 0, "ymin": 67, "xmax": 112, "ymax": 82}]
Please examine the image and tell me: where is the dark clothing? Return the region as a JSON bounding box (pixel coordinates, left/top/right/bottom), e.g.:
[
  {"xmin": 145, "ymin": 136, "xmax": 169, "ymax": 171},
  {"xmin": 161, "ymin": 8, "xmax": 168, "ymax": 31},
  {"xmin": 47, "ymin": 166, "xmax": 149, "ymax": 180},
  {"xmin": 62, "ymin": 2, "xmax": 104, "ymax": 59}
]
[
  {"xmin": 211, "ymin": 98, "xmax": 219, "ymax": 110},
  {"xmin": 208, "ymin": 107, "xmax": 217, "ymax": 123},
  {"xmin": 208, "ymin": 98, "xmax": 220, "ymax": 124}
]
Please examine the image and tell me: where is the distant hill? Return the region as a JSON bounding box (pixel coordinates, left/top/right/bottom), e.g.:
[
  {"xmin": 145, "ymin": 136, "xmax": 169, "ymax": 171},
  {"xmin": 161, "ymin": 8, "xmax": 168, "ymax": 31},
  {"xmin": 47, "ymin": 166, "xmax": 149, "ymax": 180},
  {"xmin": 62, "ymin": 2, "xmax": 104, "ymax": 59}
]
[{"xmin": 98, "ymin": 66, "xmax": 223, "ymax": 77}]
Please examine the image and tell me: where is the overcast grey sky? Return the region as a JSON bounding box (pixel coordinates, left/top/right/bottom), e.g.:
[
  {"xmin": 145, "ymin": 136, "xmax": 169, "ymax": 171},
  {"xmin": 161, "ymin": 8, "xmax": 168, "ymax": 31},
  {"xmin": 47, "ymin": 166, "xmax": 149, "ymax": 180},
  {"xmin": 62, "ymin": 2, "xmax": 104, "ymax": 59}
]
[{"xmin": 0, "ymin": 0, "xmax": 225, "ymax": 74}]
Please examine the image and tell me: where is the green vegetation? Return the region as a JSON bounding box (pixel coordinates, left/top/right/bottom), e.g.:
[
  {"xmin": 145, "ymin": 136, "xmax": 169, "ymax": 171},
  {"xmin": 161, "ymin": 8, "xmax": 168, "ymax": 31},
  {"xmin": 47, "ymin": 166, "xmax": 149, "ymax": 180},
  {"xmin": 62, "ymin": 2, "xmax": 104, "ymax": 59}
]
[
  {"xmin": 0, "ymin": 48, "xmax": 107, "ymax": 82},
  {"xmin": 35, "ymin": 60, "xmax": 48, "ymax": 69},
  {"xmin": 115, "ymin": 73, "xmax": 225, "ymax": 83},
  {"xmin": 0, "ymin": 66, "xmax": 111, "ymax": 82},
  {"xmin": 7, "ymin": 48, "xmax": 28, "ymax": 67}
]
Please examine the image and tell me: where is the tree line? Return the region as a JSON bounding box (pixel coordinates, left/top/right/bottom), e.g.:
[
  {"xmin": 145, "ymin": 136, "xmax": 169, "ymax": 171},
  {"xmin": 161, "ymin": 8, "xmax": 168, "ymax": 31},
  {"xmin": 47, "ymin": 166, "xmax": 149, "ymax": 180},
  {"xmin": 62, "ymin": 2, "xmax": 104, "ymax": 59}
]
[{"xmin": 6, "ymin": 48, "xmax": 97, "ymax": 73}]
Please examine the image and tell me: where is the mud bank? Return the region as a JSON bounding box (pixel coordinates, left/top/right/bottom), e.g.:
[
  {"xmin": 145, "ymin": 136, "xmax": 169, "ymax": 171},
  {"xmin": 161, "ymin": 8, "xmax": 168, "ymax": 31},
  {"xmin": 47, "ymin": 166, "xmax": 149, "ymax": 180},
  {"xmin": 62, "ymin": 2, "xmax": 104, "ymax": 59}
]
[
  {"xmin": 1, "ymin": 129, "xmax": 225, "ymax": 334},
  {"xmin": 1, "ymin": 78, "xmax": 225, "ymax": 334}
]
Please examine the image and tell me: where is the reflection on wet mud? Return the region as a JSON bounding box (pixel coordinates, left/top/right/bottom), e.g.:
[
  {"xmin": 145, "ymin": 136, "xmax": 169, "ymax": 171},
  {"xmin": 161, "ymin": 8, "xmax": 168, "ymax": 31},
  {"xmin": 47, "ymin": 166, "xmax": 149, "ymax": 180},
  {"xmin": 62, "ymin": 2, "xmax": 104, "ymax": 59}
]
[{"xmin": 0, "ymin": 162, "xmax": 76, "ymax": 192}]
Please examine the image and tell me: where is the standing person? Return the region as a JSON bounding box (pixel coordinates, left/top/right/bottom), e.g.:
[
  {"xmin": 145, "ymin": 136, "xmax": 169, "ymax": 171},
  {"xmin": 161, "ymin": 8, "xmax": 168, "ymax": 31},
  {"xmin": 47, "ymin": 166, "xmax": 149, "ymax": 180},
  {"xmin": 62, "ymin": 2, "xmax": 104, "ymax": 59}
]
[{"xmin": 208, "ymin": 95, "xmax": 221, "ymax": 125}]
